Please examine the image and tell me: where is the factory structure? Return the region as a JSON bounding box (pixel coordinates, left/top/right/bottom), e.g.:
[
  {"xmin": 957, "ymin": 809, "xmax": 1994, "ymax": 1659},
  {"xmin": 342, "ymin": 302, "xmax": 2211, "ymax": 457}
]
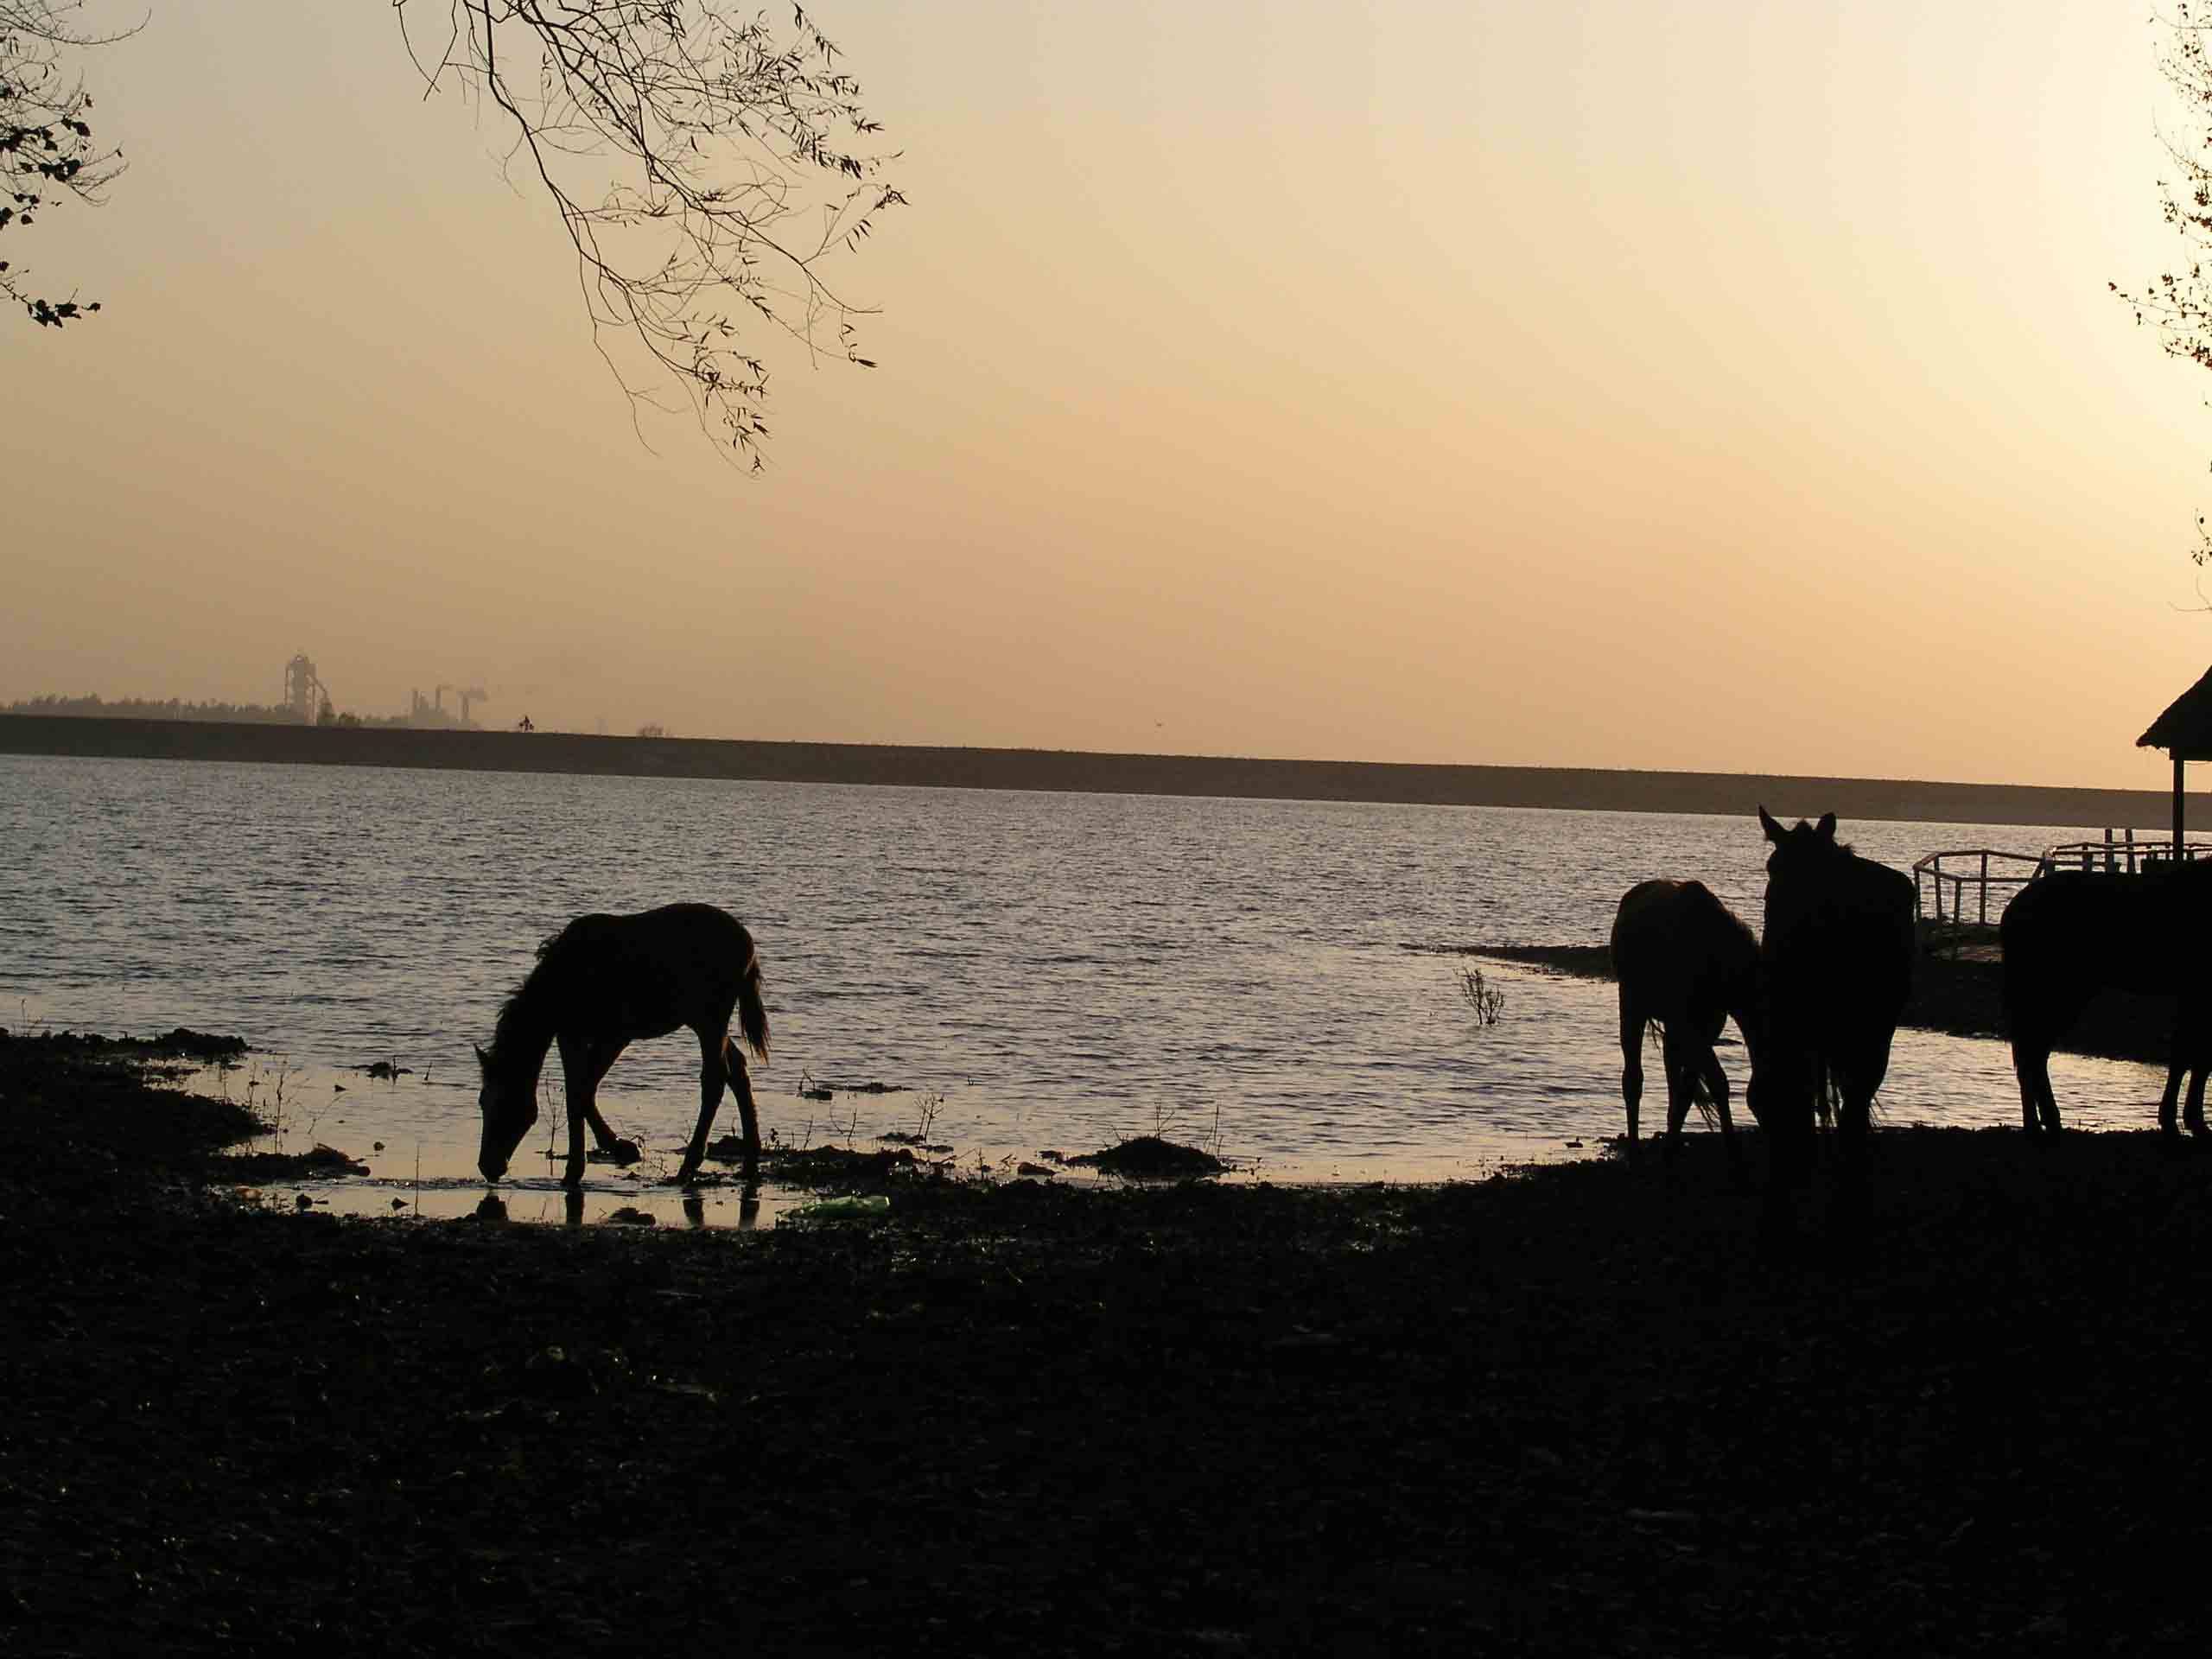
[{"xmin": 283, "ymin": 653, "xmax": 489, "ymax": 729}]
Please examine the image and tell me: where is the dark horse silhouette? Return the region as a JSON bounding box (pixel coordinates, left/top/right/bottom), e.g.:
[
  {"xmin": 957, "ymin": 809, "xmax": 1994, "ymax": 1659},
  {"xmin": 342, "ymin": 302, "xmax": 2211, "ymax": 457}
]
[
  {"xmin": 1751, "ymin": 809, "xmax": 1914, "ymax": 1203},
  {"xmin": 1609, "ymin": 879, "xmax": 1764, "ymax": 1161},
  {"xmin": 2001, "ymin": 861, "xmax": 2212, "ymax": 1136},
  {"xmin": 474, "ymin": 904, "xmax": 770, "ymax": 1188}
]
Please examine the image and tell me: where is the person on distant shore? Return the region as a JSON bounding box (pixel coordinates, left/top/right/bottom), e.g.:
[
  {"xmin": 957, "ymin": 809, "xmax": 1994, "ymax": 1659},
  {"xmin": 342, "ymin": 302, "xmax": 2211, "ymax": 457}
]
[{"xmin": 518, "ymin": 715, "xmax": 535, "ymax": 732}]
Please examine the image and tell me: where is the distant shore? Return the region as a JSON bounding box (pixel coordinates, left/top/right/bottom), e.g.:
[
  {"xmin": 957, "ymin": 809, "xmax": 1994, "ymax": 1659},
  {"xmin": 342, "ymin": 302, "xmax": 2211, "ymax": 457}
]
[{"xmin": 3, "ymin": 712, "xmax": 2199, "ymax": 828}]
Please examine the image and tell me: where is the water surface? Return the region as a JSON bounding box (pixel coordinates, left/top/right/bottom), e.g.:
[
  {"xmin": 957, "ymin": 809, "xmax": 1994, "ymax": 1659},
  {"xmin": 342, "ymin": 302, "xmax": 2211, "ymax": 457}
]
[{"xmin": 0, "ymin": 755, "xmax": 2162, "ymax": 1222}]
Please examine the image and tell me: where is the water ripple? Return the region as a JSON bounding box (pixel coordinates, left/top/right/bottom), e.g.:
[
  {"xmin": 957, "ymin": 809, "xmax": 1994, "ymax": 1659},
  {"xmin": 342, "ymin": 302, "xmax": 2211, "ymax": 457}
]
[{"xmin": 0, "ymin": 757, "xmax": 2164, "ymax": 1185}]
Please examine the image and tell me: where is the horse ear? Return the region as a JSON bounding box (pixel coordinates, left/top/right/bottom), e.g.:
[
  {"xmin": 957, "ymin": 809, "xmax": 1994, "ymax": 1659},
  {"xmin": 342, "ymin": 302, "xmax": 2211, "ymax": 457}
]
[
  {"xmin": 1758, "ymin": 805, "xmax": 1784, "ymax": 844},
  {"xmin": 1816, "ymin": 811, "xmax": 1837, "ymax": 841}
]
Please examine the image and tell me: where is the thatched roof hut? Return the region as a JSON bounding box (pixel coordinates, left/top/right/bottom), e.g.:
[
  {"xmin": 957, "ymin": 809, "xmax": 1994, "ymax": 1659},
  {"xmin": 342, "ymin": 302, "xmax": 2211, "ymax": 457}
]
[{"xmin": 2136, "ymin": 665, "xmax": 2212, "ymax": 844}]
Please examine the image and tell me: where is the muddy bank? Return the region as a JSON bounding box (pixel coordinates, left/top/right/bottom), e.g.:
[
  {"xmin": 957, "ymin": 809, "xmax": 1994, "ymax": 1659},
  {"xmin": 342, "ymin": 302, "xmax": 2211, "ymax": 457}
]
[
  {"xmin": 1454, "ymin": 944, "xmax": 2180, "ymax": 1066},
  {"xmin": 5, "ymin": 1032, "xmax": 2212, "ymax": 1654}
]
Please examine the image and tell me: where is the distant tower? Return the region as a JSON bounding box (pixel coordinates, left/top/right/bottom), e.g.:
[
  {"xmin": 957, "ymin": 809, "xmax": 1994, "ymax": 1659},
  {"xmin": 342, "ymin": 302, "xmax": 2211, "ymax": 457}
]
[{"xmin": 283, "ymin": 654, "xmax": 327, "ymax": 724}]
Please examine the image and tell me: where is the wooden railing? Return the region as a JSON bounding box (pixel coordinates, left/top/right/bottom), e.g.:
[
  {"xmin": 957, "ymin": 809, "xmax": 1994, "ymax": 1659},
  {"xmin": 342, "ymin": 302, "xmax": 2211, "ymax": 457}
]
[
  {"xmin": 1911, "ymin": 849, "xmax": 2044, "ymax": 925},
  {"xmin": 1912, "ymin": 829, "xmax": 2212, "ymax": 925}
]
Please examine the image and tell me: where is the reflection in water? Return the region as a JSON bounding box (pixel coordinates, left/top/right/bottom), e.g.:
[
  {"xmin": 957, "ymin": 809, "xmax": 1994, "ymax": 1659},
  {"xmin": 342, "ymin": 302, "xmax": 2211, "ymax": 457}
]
[
  {"xmin": 564, "ymin": 1188, "xmax": 584, "ymax": 1228},
  {"xmin": 474, "ymin": 1192, "xmax": 508, "ymax": 1224},
  {"xmin": 683, "ymin": 1192, "xmax": 704, "ymax": 1229}
]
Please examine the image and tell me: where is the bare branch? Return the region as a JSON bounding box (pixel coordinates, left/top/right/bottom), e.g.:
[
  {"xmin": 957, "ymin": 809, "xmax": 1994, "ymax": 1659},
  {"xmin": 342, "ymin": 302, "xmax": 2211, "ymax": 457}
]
[{"xmin": 396, "ymin": 1, "xmax": 905, "ymax": 464}]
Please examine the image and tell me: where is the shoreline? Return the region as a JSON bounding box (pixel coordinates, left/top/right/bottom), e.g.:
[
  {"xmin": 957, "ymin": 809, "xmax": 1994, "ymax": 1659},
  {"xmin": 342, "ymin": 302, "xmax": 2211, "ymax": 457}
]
[{"xmin": 4, "ymin": 712, "xmax": 2202, "ymax": 827}]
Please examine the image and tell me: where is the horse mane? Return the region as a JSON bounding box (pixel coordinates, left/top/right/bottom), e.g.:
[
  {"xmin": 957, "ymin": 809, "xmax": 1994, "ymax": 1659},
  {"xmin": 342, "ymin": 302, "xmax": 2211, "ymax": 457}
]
[{"xmin": 480, "ymin": 922, "xmax": 576, "ymax": 1074}]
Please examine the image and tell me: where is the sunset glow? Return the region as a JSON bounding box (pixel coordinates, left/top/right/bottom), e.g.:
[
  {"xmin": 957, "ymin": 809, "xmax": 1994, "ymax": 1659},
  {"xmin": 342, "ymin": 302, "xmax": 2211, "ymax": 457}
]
[{"xmin": 10, "ymin": 1, "xmax": 2212, "ymax": 789}]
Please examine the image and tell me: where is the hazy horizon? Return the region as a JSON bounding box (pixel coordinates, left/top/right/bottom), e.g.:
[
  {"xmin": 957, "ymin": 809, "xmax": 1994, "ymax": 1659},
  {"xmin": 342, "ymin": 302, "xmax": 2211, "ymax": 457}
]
[{"xmin": 13, "ymin": 3, "xmax": 2212, "ymax": 791}]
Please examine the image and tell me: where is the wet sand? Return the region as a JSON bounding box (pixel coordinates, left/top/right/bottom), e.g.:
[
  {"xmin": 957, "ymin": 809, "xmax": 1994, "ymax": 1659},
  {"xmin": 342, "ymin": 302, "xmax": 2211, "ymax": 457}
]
[{"xmin": 5, "ymin": 1030, "xmax": 2209, "ymax": 1655}]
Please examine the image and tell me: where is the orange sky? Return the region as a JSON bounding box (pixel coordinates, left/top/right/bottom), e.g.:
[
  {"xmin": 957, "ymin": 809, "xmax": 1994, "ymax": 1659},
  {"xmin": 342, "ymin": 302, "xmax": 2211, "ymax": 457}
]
[{"xmin": 10, "ymin": 2, "xmax": 2212, "ymax": 789}]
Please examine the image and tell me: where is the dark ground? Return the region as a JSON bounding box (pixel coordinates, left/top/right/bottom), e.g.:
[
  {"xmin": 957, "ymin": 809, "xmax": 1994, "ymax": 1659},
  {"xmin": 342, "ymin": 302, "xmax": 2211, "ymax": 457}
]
[{"xmin": 4, "ymin": 1031, "xmax": 2211, "ymax": 1656}]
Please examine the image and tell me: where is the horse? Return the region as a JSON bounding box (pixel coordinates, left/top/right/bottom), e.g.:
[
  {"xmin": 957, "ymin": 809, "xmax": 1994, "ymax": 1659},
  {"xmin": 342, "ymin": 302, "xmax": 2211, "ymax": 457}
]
[
  {"xmin": 1609, "ymin": 879, "xmax": 1764, "ymax": 1164},
  {"xmin": 1750, "ymin": 808, "xmax": 1915, "ymax": 1207},
  {"xmin": 474, "ymin": 903, "xmax": 770, "ymax": 1189},
  {"xmin": 2000, "ymin": 861, "xmax": 2212, "ymax": 1136}
]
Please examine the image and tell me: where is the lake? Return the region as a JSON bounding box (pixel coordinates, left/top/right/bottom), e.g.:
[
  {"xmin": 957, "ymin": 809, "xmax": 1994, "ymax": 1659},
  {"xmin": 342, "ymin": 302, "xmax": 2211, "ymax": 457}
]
[{"xmin": 0, "ymin": 753, "xmax": 2164, "ymax": 1224}]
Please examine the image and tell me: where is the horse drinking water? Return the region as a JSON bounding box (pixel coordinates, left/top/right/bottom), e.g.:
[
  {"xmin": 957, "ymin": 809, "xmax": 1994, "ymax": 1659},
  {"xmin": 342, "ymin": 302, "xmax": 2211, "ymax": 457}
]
[
  {"xmin": 1751, "ymin": 809, "xmax": 1914, "ymax": 1207},
  {"xmin": 1609, "ymin": 879, "xmax": 1764, "ymax": 1163},
  {"xmin": 474, "ymin": 904, "xmax": 770, "ymax": 1189}
]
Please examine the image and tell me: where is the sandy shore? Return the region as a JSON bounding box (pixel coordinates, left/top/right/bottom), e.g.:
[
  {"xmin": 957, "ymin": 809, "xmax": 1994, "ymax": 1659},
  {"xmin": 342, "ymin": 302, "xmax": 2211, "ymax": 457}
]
[{"xmin": 5, "ymin": 1030, "xmax": 2209, "ymax": 1655}]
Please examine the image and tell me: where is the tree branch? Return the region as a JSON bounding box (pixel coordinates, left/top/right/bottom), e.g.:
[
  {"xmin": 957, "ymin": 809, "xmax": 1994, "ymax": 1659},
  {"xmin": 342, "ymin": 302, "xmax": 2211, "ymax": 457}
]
[{"xmin": 397, "ymin": 1, "xmax": 905, "ymax": 465}]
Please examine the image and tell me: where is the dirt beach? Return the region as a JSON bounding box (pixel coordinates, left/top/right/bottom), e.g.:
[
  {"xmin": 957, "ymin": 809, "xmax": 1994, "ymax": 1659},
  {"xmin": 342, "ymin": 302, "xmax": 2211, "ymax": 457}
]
[{"xmin": 4, "ymin": 1029, "xmax": 2210, "ymax": 1656}]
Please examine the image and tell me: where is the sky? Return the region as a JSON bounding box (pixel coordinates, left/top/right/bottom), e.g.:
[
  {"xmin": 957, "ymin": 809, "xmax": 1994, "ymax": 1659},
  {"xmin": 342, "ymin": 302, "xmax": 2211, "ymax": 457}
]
[{"xmin": 10, "ymin": 1, "xmax": 2212, "ymax": 790}]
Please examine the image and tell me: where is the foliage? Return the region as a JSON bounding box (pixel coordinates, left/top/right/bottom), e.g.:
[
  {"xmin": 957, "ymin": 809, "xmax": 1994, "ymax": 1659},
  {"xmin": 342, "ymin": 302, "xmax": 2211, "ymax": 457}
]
[
  {"xmin": 0, "ymin": 1, "xmax": 129, "ymax": 327},
  {"xmin": 10, "ymin": 3, "xmax": 904, "ymax": 461},
  {"xmin": 3, "ymin": 692, "xmax": 308, "ymax": 723},
  {"xmin": 403, "ymin": 1, "xmax": 904, "ymax": 462},
  {"xmin": 2117, "ymin": 3, "xmax": 2212, "ymax": 562}
]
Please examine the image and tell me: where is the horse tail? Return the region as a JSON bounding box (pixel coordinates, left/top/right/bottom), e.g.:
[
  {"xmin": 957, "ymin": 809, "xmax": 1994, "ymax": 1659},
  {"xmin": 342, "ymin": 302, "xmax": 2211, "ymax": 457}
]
[
  {"xmin": 1644, "ymin": 1014, "xmax": 1725, "ymax": 1128},
  {"xmin": 734, "ymin": 938, "xmax": 770, "ymax": 1061}
]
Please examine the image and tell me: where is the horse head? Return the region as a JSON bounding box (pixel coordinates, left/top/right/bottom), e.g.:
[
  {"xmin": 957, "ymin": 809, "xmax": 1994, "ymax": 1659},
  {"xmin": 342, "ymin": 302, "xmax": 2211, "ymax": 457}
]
[
  {"xmin": 1758, "ymin": 806, "xmax": 1851, "ymax": 941},
  {"xmin": 475, "ymin": 1040, "xmax": 538, "ymax": 1184}
]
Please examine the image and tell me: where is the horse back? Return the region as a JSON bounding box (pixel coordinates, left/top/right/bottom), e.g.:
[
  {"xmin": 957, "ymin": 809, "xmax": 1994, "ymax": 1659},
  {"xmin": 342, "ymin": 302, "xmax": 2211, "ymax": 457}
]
[
  {"xmin": 2002, "ymin": 869, "xmax": 2210, "ymax": 996},
  {"xmin": 543, "ymin": 904, "xmax": 757, "ymax": 1009},
  {"xmin": 1611, "ymin": 879, "xmax": 1756, "ymax": 1022}
]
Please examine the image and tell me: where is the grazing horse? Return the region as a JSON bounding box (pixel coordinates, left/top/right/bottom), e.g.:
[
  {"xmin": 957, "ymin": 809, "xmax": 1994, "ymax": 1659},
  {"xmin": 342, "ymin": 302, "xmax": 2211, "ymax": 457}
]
[
  {"xmin": 1609, "ymin": 879, "xmax": 1764, "ymax": 1161},
  {"xmin": 1751, "ymin": 809, "xmax": 1915, "ymax": 1204},
  {"xmin": 2000, "ymin": 861, "xmax": 2212, "ymax": 1136},
  {"xmin": 474, "ymin": 904, "xmax": 770, "ymax": 1189}
]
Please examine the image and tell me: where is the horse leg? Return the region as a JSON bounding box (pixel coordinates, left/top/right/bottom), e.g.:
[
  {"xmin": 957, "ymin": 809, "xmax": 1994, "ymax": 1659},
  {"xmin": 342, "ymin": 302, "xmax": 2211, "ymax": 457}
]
[
  {"xmin": 579, "ymin": 1040, "xmax": 639, "ymax": 1160},
  {"xmin": 1660, "ymin": 1027, "xmax": 1695, "ymax": 1156},
  {"xmin": 1826, "ymin": 1041, "xmax": 1885, "ymax": 1230},
  {"xmin": 2010, "ymin": 983, "xmax": 2084, "ymax": 1136},
  {"xmin": 674, "ymin": 1025, "xmax": 733, "ymax": 1186},
  {"xmin": 728, "ymin": 1039, "xmax": 763, "ymax": 1163},
  {"xmin": 2183, "ymin": 1061, "xmax": 2212, "ymax": 1139},
  {"xmin": 1618, "ymin": 995, "xmax": 1644, "ymax": 1147},
  {"xmin": 555, "ymin": 1032, "xmax": 594, "ymax": 1190},
  {"xmin": 1696, "ymin": 1043, "xmax": 1746, "ymax": 1180},
  {"xmin": 2012, "ymin": 1038, "xmax": 2060, "ymax": 1137},
  {"xmin": 2171, "ymin": 995, "xmax": 2211, "ymax": 1137},
  {"xmin": 2158, "ymin": 1053, "xmax": 2186, "ymax": 1139}
]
